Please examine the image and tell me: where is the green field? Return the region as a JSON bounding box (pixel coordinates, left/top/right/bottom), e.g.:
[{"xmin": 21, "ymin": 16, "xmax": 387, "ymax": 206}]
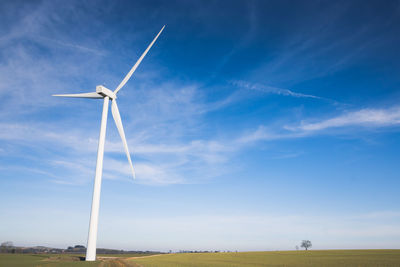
[
  {"xmin": 1, "ymin": 250, "xmax": 400, "ymax": 266},
  {"xmin": 0, "ymin": 253, "xmax": 145, "ymax": 267},
  {"xmin": 129, "ymin": 250, "xmax": 400, "ymax": 267}
]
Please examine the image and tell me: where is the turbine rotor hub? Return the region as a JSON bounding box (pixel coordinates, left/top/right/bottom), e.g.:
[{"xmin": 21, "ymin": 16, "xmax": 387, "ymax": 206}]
[{"xmin": 96, "ymin": 85, "xmax": 117, "ymax": 99}]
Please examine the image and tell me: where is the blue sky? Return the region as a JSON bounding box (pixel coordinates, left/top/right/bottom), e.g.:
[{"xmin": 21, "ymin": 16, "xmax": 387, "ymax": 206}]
[{"xmin": 1, "ymin": 0, "xmax": 400, "ymax": 251}]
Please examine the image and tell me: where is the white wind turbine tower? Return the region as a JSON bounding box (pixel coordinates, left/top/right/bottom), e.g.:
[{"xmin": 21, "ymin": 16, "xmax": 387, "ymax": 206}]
[{"xmin": 53, "ymin": 26, "xmax": 165, "ymax": 261}]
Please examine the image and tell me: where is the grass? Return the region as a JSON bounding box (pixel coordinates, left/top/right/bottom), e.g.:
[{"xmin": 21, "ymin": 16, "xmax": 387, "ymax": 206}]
[
  {"xmin": 1, "ymin": 250, "xmax": 400, "ymax": 266},
  {"xmin": 0, "ymin": 253, "xmax": 149, "ymax": 266},
  {"xmin": 128, "ymin": 250, "xmax": 400, "ymax": 267},
  {"xmin": 97, "ymin": 253, "xmax": 159, "ymax": 258},
  {"xmin": 0, "ymin": 254, "xmax": 98, "ymax": 266}
]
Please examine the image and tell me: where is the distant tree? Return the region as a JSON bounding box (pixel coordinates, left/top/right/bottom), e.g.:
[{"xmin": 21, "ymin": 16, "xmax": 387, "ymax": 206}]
[
  {"xmin": 300, "ymin": 240, "xmax": 312, "ymax": 250},
  {"xmin": 295, "ymin": 245, "xmax": 299, "ymax": 250},
  {"xmin": 1, "ymin": 241, "xmax": 13, "ymax": 247},
  {"xmin": 74, "ymin": 245, "xmax": 86, "ymax": 249}
]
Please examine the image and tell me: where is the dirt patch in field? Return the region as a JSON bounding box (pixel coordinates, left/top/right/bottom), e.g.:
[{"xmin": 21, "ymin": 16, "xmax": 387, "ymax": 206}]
[
  {"xmin": 99, "ymin": 258, "xmax": 142, "ymax": 267},
  {"xmin": 41, "ymin": 255, "xmax": 84, "ymax": 261},
  {"xmin": 127, "ymin": 254, "xmax": 163, "ymax": 260},
  {"xmin": 39, "ymin": 254, "xmax": 154, "ymax": 266},
  {"xmin": 99, "ymin": 255, "xmax": 164, "ymax": 267}
]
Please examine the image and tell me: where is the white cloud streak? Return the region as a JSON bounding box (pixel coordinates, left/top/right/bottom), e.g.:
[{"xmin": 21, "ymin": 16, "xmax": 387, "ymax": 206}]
[
  {"xmin": 2, "ymin": 105, "xmax": 400, "ymax": 185},
  {"xmin": 0, "ymin": 82, "xmax": 237, "ymax": 186},
  {"xmin": 289, "ymin": 107, "xmax": 400, "ymax": 132},
  {"xmin": 232, "ymin": 80, "xmax": 322, "ymax": 99},
  {"xmin": 237, "ymin": 106, "xmax": 400, "ymax": 145}
]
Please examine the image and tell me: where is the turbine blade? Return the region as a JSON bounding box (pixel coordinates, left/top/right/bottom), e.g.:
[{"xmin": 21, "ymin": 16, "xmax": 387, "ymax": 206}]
[
  {"xmin": 114, "ymin": 25, "xmax": 165, "ymax": 94},
  {"xmin": 111, "ymin": 99, "xmax": 136, "ymax": 179},
  {"xmin": 53, "ymin": 92, "xmax": 102, "ymax": 99}
]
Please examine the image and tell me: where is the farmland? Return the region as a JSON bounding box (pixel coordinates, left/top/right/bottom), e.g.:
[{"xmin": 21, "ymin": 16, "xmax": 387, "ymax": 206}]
[
  {"xmin": 0, "ymin": 253, "xmax": 144, "ymax": 267},
  {"xmin": 129, "ymin": 250, "xmax": 400, "ymax": 266},
  {"xmin": 1, "ymin": 250, "xmax": 400, "ymax": 266}
]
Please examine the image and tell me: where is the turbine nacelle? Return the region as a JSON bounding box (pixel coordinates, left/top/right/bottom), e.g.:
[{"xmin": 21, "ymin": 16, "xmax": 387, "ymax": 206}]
[{"xmin": 96, "ymin": 85, "xmax": 116, "ymax": 99}]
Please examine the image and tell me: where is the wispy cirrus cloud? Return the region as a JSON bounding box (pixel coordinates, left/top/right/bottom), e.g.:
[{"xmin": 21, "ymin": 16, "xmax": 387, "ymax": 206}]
[
  {"xmin": 232, "ymin": 80, "xmax": 322, "ymax": 99},
  {"xmin": 286, "ymin": 106, "xmax": 400, "ymax": 132},
  {"xmin": 246, "ymin": 2, "xmax": 399, "ymax": 85},
  {"xmin": 0, "ymin": 80, "xmax": 238, "ymax": 186},
  {"xmin": 3, "ymin": 105, "xmax": 400, "ymax": 185},
  {"xmin": 237, "ymin": 106, "xmax": 400, "ymax": 144}
]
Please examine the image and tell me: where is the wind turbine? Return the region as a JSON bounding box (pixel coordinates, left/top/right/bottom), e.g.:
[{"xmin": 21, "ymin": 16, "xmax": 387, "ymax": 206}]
[{"xmin": 53, "ymin": 26, "xmax": 165, "ymax": 261}]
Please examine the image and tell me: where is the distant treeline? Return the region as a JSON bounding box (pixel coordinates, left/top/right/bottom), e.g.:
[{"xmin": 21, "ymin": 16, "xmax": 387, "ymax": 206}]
[{"xmin": 0, "ymin": 242, "xmax": 161, "ymax": 255}]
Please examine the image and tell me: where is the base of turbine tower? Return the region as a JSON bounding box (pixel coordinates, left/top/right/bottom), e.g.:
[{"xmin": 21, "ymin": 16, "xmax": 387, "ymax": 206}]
[{"xmin": 85, "ymin": 252, "xmax": 96, "ymax": 261}]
